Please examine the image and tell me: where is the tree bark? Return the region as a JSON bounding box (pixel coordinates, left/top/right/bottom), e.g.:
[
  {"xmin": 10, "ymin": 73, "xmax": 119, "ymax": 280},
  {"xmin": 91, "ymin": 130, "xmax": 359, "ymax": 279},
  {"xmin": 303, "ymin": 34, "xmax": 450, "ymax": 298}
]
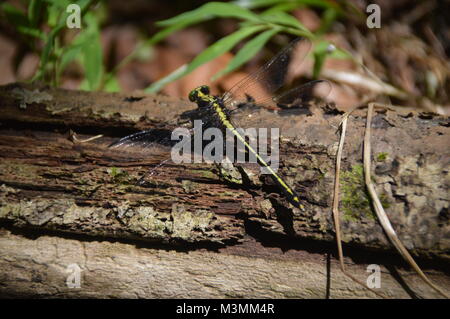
[{"xmin": 0, "ymin": 82, "xmax": 449, "ymax": 298}]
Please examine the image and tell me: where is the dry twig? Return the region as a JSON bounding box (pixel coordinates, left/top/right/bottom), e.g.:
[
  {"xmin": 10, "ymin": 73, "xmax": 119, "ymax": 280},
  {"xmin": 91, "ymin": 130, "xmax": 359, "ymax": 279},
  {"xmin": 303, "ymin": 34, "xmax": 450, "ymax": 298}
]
[{"xmin": 332, "ymin": 107, "xmax": 387, "ymax": 299}]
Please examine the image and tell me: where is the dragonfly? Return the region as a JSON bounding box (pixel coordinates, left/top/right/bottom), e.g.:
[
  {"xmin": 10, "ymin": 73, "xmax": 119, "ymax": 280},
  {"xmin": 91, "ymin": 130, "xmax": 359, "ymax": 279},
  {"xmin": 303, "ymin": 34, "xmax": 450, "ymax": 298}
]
[{"xmin": 109, "ymin": 37, "xmax": 331, "ymax": 209}]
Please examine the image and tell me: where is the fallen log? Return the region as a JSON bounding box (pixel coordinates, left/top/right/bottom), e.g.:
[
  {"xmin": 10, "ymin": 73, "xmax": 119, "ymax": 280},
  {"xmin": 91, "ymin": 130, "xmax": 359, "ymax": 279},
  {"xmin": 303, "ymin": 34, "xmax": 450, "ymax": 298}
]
[{"xmin": 0, "ymin": 82, "xmax": 449, "ymax": 298}]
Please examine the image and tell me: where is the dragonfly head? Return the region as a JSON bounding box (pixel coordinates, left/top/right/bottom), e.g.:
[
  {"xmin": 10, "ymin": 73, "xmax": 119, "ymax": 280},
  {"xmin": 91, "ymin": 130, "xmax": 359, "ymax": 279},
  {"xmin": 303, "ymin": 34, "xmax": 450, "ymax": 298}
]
[{"xmin": 188, "ymin": 85, "xmax": 210, "ymax": 103}]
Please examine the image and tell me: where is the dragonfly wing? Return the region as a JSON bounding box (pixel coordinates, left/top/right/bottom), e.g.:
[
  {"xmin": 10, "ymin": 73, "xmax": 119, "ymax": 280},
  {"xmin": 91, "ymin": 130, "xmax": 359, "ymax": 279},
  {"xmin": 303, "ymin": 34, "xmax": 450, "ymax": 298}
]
[
  {"xmin": 108, "ymin": 128, "xmax": 193, "ymax": 162},
  {"xmin": 109, "ymin": 129, "xmax": 172, "ymax": 148},
  {"xmin": 222, "ymin": 37, "xmax": 312, "ymax": 111},
  {"xmin": 273, "ymin": 79, "xmax": 331, "ymax": 109},
  {"xmin": 230, "ymin": 80, "xmax": 331, "ymax": 128}
]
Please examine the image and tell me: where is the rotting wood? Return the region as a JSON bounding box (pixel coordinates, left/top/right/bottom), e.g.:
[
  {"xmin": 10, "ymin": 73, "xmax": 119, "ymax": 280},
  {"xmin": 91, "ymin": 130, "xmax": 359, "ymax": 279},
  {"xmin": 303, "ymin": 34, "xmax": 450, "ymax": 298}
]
[{"xmin": 0, "ymin": 82, "xmax": 449, "ymax": 262}]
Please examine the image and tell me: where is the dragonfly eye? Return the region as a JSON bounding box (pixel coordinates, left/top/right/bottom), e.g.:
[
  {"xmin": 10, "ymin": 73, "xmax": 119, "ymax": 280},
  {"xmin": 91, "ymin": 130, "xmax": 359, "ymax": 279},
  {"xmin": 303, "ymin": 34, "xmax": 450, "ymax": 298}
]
[
  {"xmin": 200, "ymin": 85, "xmax": 210, "ymax": 95},
  {"xmin": 188, "ymin": 90, "xmax": 198, "ymax": 102}
]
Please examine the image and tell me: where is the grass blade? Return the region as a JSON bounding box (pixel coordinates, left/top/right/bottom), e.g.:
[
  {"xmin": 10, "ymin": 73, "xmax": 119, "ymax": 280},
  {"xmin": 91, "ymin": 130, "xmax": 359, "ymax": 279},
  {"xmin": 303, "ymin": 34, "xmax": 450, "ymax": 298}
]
[
  {"xmin": 157, "ymin": 2, "xmax": 261, "ymax": 27},
  {"xmin": 211, "ymin": 28, "xmax": 279, "ymax": 81},
  {"xmin": 28, "ymin": 0, "xmax": 43, "ymax": 27},
  {"xmin": 145, "ymin": 25, "xmax": 266, "ymax": 93},
  {"xmin": 261, "ymin": 11, "xmax": 311, "ymax": 35}
]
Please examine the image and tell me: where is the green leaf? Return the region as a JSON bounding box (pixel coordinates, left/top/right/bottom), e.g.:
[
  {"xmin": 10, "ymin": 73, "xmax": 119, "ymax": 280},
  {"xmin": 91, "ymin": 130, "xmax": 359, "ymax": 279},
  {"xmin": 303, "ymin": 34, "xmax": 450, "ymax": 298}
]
[
  {"xmin": 1, "ymin": 2, "xmax": 45, "ymax": 39},
  {"xmin": 43, "ymin": 0, "xmax": 90, "ymax": 27},
  {"xmin": 32, "ymin": 0, "xmax": 94, "ymax": 82},
  {"xmin": 314, "ymin": 40, "xmax": 350, "ymax": 59},
  {"xmin": 329, "ymin": 47, "xmax": 350, "ymax": 59},
  {"xmin": 78, "ymin": 78, "xmax": 89, "ymax": 91},
  {"xmin": 317, "ymin": 7, "xmax": 338, "ymax": 35},
  {"xmin": 104, "ymin": 76, "xmax": 121, "ymax": 92},
  {"xmin": 261, "ymin": 2, "xmax": 302, "ymax": 14},
  {"xmin": 83, "ymin": 40, "xmax": 103, "ymax": 90},
  {"xmin": 28, "ymin": 0, "xmax": 43, "ymax": 27},
  {"xmin": 157, "ymin": 2, "xmax": 261, "ymax": 27},
  {"xmin": 146, "ymin": 22, "xmax": 193, "ymax": 47},
  {"xmin": 42, "ymin": 26, "xmax": 63, "ymax": 61},
  {"xmin": 295, "ymin": 0, "xmax": 342, "ymax": 11},
  {"xmin": 233, "ymin": 0, "xmax": 342, "ymax": 11},
  {"xmin": 261, "ymin": 11, "xmax": 312, "ymax": 36},
  {"xmin": 312, "ymin": 41, "xmax": 350, "ymax": 78},
  {"xmin": 313, "ymin": 51, "xmax": 325, "ymax": 79},
  {"xmin": 1, "ymin": 3, "xmax": 29, "ymax": 28},
  {"xmin": 46, "ymin": 3, "xmax": 61, "ymax": 27},
  {"xmin": 145, "ymin": 25, "xmax": 266, "ymax": 93},
  {"xmin": 212, "ymin": 28, "xmax": 279, "ymax": 81},
  {"xmin": 145, "ymin": 64, "xmax": 188, "ymax": 94},
  {"xmin": 33, "ymin": 24, "xmax": 65, "ymax": 80},
  {"xmin": 81, "ymin": 13, "xmax": 103, "ymax": 90},
  {"xmin": 56, "ymin": 8, "xmax": 103, "ymax": 89},
  {"xmin": 42, "ymin": 0, "xmax": 71, "ymax": 9},
  {"xmin": 232, "ymin": 0, "xmax": 285, "ymax": 9},
  {"xmin": 58, "ymin": 43, "xmax": 83, "ymax": 76},
  {"xmin": 16, "ymin": 25, "xmax": 45, "ymax": 39}
]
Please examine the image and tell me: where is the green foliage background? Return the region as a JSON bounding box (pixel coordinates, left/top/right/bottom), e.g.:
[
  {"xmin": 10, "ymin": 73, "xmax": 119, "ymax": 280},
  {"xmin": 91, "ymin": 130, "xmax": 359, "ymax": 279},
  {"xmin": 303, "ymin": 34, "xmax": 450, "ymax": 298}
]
[{"xmin": 1, "ymin": 0, "xmax": 360, "ymax": 92}]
